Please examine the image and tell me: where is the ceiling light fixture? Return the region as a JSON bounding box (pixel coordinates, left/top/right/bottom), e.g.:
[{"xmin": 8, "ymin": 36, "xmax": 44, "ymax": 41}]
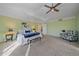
[{"xmin": 51, "ymin": 9, "xmax": 54, "ymax": 12}]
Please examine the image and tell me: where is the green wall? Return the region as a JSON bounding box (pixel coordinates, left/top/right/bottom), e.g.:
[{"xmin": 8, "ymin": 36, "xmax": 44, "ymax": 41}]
[
  {"xmin": 47, "ymin": 17, "xmax": 76, "ymax": 37},
  {"xmin": 0, "ymin": 16, "xmax": 42, "ymax": 42},
  {"xmin": 76, "ymin": 15, "xmax": 79, "ymax": 31},
  {"xmin": 0, "ymin": 16, "xmax": 23, "ymax": 42},
  {"xmin": 0, "ymin": 15, "xmax": 79, "ymax": 42}
]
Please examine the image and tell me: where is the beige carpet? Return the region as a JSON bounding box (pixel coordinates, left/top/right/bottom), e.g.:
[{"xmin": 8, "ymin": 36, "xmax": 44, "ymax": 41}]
[{"xmin": 0, "ymin": 35, "xmax": 79, "ymax": 56}]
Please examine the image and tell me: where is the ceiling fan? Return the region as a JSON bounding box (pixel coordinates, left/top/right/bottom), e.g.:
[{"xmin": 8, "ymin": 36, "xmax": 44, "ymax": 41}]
[{"xmin": 44, "ymin": 3, "xmax": 61, "ymax": 14}]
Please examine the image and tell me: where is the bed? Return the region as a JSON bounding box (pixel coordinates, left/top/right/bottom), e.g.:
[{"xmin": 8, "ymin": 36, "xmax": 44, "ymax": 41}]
[{"xmin": 17, "ymin": 30, "xmax": 42, "ymax": 45}]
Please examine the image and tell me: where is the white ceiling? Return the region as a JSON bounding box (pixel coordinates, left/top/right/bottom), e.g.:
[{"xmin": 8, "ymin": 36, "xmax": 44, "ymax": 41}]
[{"xmin": 0, "ymin": 3, "xmax": 79, "ymax": 23}]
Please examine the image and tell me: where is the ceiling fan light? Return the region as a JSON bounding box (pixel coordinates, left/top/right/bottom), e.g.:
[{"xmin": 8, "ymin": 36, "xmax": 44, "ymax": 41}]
[{"xmin": 51, "ymin": 9, "xmax": 54, "ymax": 12}]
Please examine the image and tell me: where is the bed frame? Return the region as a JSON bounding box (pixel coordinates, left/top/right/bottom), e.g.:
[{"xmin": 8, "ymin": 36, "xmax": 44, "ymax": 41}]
[{"xmin": 17, "ymin": 32, "xmax": 42, "ymax": 45}]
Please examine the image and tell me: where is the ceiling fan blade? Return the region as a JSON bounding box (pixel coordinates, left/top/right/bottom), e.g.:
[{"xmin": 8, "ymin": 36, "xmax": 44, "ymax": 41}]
[
  {"xmin": 54, "ymin": 8, "xmax": 59, "ymax": 12},
  {"xmin": 46, "ymin": 9, "xmax": 52, "ymax": 14},
  {"xmin": 53, "ymin": 3, "xmax": 61, "ymax": 8},
  {"xmin": 44, "ymin": 5, "xmax": 50, "ymax": 8}
]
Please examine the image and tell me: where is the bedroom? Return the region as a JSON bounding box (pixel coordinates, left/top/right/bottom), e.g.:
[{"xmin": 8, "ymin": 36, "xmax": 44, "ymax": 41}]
[{"xmin": 0, "ymin": 3, "xmax": 79, "ymax": 56}]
